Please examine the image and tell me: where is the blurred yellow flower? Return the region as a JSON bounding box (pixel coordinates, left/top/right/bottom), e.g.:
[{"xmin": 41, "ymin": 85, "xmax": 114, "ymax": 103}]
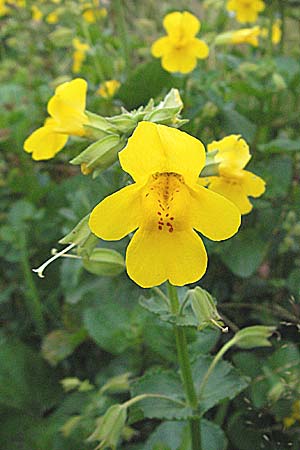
[
  {"xmin": 89, "ymin": 122, "xmax": 240, "ymax": 288},
  {"xmin": 72, "ymin": 38, "xmax": 90, "ymax": 73},
  {"xmin": 283, "ymin": 400, "xmax": 300, "ymax": 429},
  {"xmin": 226, "ymin": 0, "xmax": 265, "ymax": 23},
  {"xmin": 215, "ymin": 26, "xmax": 261, "ymax": 47},
  {"xmin": 204, "ymin": 135, "xmax": 265, "ymax": 214},
  {"xmin": 151, "ymin": 11, "xmax": 209, "ymax": 74},
  {"xmin": 24, "ymin": 79, "xmax": 88, "ymax": 160},
  {"xmin": 31, "ymin": 4, "xmax": 43, "ymax": 21},
  {"xmin": 0, "ymin": 1, "xmax": 10, "ymax": 16},
  {"xmin": 46, "ymin": 10, "xmax": 59, "ymax": 24},
  {"xmin": 97, "ymin": 80, "xmax": 120, "ymax": 98},
  {"xmin": 83, "ymin": 8, "xmax": 107, "ymax": 23},
  {"xmin": 260, "ymin": 19, "xmax": 282, "ymax": 45}
]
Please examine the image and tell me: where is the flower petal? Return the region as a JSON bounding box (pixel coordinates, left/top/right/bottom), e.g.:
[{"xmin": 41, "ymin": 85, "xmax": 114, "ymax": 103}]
[
  {"xmin": 242, "ymin": 170, "xmax": 266, "ymax": 197},
  {"xmin": 24, "ymin": 126, "xmax": 68, "ymax": 160},
  {"xmin": 89, "ymin": 183, "xmax": 142, "ymax": 241},
  {"xmin": 163, "ymin": 11, "xmax": 200, "ymax": 41},
  {"xmin": 47, "ymin": 78, "xmax": 88, "ymax": 135},
  {"xmin": 119, "ymin": 122, "xmax": 206, "ymax": 185},
  {"xmin": 50, "ymin": 78, "xmax": 87, "ymax": 112},
  {"xmin": 126, "ymin": 227, "xmax": 207, "ymax": 287},
  {"xmin": 189, "ymin": 185, "xmax": 241, "ymax": 240},
  {"xmin": 189, "ymin": 38, "xmax": 209, "ymax": 59},
  {"xmin": 208, "ymin": 135, "xmax": 251, "ymax": 170},
  {"xmin": 208, "ymin": 177, "xmax": 252, "ymax": 215},
  {"xmin": 151, "ymin": 36, "xmax": 172, "ymax": 57}
]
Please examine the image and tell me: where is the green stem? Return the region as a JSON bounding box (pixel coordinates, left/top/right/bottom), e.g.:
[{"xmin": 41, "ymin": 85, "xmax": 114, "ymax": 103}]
[
  {"xmin": 167, "ymin": 282, "xmax": 202, "ymax": 450},
  {"xmin": 198, "ymin": 337, "xmax": 236, "ymax": 399},
  {"xmin": 123, "ymin": 393, "xmax": 186, "ymax": 410},
  {"xmin": 19, "ymin": 232, "xmax": 45, "ymax": 337}
]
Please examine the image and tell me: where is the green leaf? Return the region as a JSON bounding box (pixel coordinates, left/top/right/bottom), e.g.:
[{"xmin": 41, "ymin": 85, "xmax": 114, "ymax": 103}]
[
  {"xmin": 131, "ymin": 369, "xmax": 192, "ymax": 420},
  {"xmin": 41, "ymin": 329, "xmax": 87, "ymax": 366},
  {"xmin": 257, "ymin": 155, "xmax": 293, "ymax": 199},
  {"xmin": 139, "ymin": 295, "xmax": 197, "ymax": 327},
  {"xmin": 219, "ymin": 229, "xmax": 268, "ymax": 278},
  {"xmin": 144, "ymin": 419, "xmax": 227, "ymax": 450},
  {"xmin": 258, "ymin": 138, "xmax": 300, "ymax": 153},
  {"xmin": 0, "ymin": 338, "xmax": 61, "ymax": 413},
  {"xmin": 117, "ymin": 60, "xmax": 174, "ymax": 110},
  {"xmin": 221, "ymin": 107, "xmax": 257, "ymax": 143},
  {"xmin": 84, "ymin": 301, "xmax": 138, "ymax": 355},
  {"xmin": 192, "ymin": 355, "xmax": 249, "ymax": 414}
]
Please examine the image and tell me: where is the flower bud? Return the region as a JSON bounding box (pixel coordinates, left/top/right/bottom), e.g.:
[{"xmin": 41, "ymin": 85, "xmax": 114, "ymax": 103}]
[
  {"xmin": 272, "ymin": 73, "xmax": 287, "ymax": 91},
  {"xmin": 234, "ymin": 325, "xmax": 276, "ymax": 349},
  {"xmin": 100, "ymin": 373, "xmax": 131, "ymax": 395},
  {"xmin": 144, "ymin": 88, "xmax": 183, "ymax": 124},
  {"xmin": 107, "ymin": 114, "xmax": 138, "ymax": 134},
  {"xmin": 190, "ymin": 287, "xmax": 227, "ymax": 331},
  {"xmin": 82, "ymin": 248, "xmax": 125, "ymax": 276},
  {"xmin": 87, "ymin": 404, "xmax": 127, "ymax": 449},
  {"xmin": 70, "ymin": 135, "xmax": 125, "ymax": 176}
]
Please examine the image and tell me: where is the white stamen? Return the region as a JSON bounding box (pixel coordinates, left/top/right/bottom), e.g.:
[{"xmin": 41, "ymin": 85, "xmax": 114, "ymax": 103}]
[
  {"xmin": 32, "ymin": 243, "xmax": 76, "ymax": 278},
  {"xmin": 51, "ymin": 248, "xmax": 81, "ymax": 259}
]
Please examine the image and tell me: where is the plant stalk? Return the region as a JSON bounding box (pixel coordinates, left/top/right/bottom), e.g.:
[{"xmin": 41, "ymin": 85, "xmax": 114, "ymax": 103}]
[{"xmin": 167, "ymin": 282, "xmax": 202, "ymax": 450}]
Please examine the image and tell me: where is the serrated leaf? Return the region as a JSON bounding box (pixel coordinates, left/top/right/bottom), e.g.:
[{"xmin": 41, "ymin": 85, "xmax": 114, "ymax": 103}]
[
  {"xmin": 131, "ymin": 369, "xmax": 192, "ymax": 420},
  {"xmin": 139, "ymin": 295, "xmax": 197, "ymax": 327},
  {"xmin": 143, "ymin": 419, "xmax": 227, "ymax": 450},
  {"xmin": 192, "ymin": 354, "xmax": 249, "ymax": 414},
  {"xmin": 83, "ymin": 302, "xmax": 138, "ymax": 355}
]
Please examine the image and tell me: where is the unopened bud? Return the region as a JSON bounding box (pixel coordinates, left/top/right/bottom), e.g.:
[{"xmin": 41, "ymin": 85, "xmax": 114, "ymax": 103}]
[
  {"xmin": 87, "ymin": 404, "xmax": 127, "ymax": 449},
  {"xmin": 82, "ymin": 248, "xmax": 125, "ymax": 276},
  {"xmin": 190, "ymin": 287, "xmax": 227, "ymax": 332},
  {"xmin": 234, "ymin": 325, "xmax": 276, "ymax": 349}
]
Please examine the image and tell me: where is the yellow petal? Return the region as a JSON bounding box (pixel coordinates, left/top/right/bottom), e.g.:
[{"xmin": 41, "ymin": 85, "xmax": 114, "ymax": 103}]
[
  {"xmin": 126, "ymin": 227, "xmax": 207, "ymax": 287},
  {"xmin": 24, "ymin": 126, "xmax": 68, "ymax": 160},
  {"xmin": 189, "ymin": 185, "xmax": 241, "ymax": 240},
  {"xmin": 163, "ymin": 11, "xmax": 200, "ymax": 41},
  {"xmin": 47, "ymin": 79, "xmax": 88, "ymax": 135},
  {"xmin": 119, "ymin": 122, "xmax": 206, "ymax": 185},
  {"xmin": 242, "ymin": 170, "xmax": 266, "ymax": 197},
  {"xmin": 161, "ymin": 49, "xmax": 184, "ymax": 73},
  {"xmin": 208, "ymin": 135, "xmax": 251, "ymax": 170},
  {"xmin": 151, "ymin": 36, "xmax": 172, "ymax": 57},
  {"xmin": 89, "ymin": 183, "xmax": 142, "ymax": 241},
  {"xmin": 208, "ymin": 177, "xmax": 252, "ymax": 215},
  {"xmin": 189, "ymin": 38, "xmax": 209, "ymax": 59}
]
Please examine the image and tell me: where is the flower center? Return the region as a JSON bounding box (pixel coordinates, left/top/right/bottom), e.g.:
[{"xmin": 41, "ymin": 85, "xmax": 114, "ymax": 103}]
[{"xmin": 142, "ymin": 172, "xmax": 190, "ymax": 233}]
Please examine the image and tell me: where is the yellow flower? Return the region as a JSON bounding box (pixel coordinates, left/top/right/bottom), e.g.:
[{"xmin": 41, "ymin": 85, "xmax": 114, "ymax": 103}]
[
  {"xmin": 46, "ymin": 10, "xmax": 59, "ymax": 24},
  {"xmin": 205, "ymin": 135, "xmax": 266, "ymax": 214},
  {"xmin": 283, "ymin": 400, "xmax": 300, "ymax": 429},
  {"xmin": 226, "ymin": 0, "xmax": 265, "ymax": 24},
  {"xmin": 31, "ymin": 4, "xmax": 43, "ymax": 21},
  {"xmin": 260, "ymin": 19, "xmax": 281, "ymax": 45},
  {"xmin": 151, "ymin": 11, "xmax": 209, "ymax": 74},
  {"xmin": 215, "ymin": 26, "xmax": 261, "ymax": 47},
  {"xmin": 0, "ymin": 1, "xmax": 10, "ymax": 16},
  {"xmin": 24, "ymin": 78, "xmax": 88, "ymax": 160},
  {"xmin": 82, "ymin": 3, "xmax": 107, "ymax": 24},
  {"xmin": 72, "ymin": 38, "xmax": 90, "ymax": 73},
  {"xmin": 97, "ymin": 80, "xmax": 121, "ymax": 98},
  {"xmin": 89, "ymin": 122, "xmax": 241, "ymax": 288}
]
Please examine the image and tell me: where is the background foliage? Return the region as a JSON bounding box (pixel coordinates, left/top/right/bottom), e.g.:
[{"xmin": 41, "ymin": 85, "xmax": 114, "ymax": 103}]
[{"xmin": 1, "ymin": 0, "xmax": 300, "ymax": 449}]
